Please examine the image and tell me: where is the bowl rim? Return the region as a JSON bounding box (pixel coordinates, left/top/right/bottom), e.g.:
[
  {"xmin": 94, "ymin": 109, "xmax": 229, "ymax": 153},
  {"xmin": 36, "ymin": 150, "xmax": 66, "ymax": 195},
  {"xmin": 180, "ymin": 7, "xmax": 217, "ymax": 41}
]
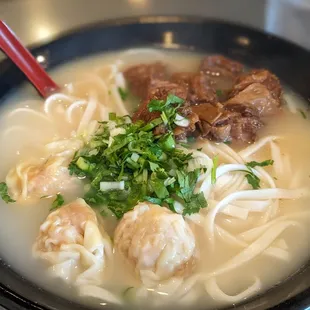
[{"xmin": 16, "ymin": 15, "xmax": 310, "ymax": 54}]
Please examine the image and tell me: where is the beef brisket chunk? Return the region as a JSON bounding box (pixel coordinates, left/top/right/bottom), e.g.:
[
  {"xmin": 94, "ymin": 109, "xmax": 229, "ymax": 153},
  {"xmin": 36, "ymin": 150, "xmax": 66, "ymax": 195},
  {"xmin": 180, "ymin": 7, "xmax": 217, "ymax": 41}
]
[
  {"xmin": 132, "ymin": 80, "xmax": 188, "ymax": 123},
  {"xmin": 226, "ymin": 83, "xmax": 280, "ymax": 117},
  {"xmin": 230, "ymin": 69, "xmax": 282, "ymax": 100},
  {"xmin": 171, "ymin": 72, "xmax": 217, "ymax": 105},
  {"xmin": 199, "ymin": 55, "xmax": 244, "ymax": 102},
  {"xmin": 226, "ymin": 69, "xmax": 282, "ymax": 117},
  {"xmin": 193, "ymin": 102, "xmax": 263, "ymax": 143},
  {"xmin": 123, "ymin": 62, "xmax": 167, "ymax": 98},
  {"xmin": 132, "ymin": 79, "xmax": 200, "ymax": 141},
  {"xmin": 125, "ymin": 57, "xmax": 277, "ymax": 144},
  {"xmin": 200, "ymin": 55, "xmax": 244, "ymax": 77},
  {"xmin": 230, "ymin": 115, "xmax": 263, "ymax": 143}
]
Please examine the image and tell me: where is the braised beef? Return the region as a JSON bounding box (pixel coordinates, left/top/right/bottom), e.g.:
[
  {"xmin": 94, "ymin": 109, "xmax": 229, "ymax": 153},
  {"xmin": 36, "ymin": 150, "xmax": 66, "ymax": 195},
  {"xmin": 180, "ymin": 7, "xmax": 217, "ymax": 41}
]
[
  {"xmin": 123, "ymin": 62, "xmax": 167, "ymax": 98},
  {"xmin": 210, "ymin": 123, "xmax": 232, "ymax": 142},
  {"xmin": 226, "ymin": 83, "xmax": 280, "ymax": 117},
  {"xmin": 191, "ymin": 103, "xmax": 223, "ymax": 124},
  {"xmin": 200, "ymin": 55, "xmax": 244, "ymax": 77},
  {"xmin": 189, "ymin": 73, "xmax": 217, "ymax": 105},
  {"xmin": 230, "ymin": 69, "xmax": 282, "ymax": 100},
  {"xmin": 171, "ymin": 72, "xmax": 217, "ymax": 105},
  {"xmin": 226, "ymin": 69, "xmax": 282, "ymax": 117},
  {"xmin": 124, "ymin": 55, "xmax": 283, "ymax": 145},
  {"xmin": 170, "ymin": 72, "xmax": 194, "ymax": 89},
  {"xmin": 199, "ymin": 55, "xmax": 244, "ymax": 102},
  {"xmin": 224, "ymin": 103, "xmax": 259, "ymax": 117},
  {"xmin": 230, "ymin": 116, "xmax": 263, "ymax": 143},
  {"xmin": 174, "ymin": 109, "xmax": 200, "ymax": 140},
  {"xmin": 153, "ymin": 123, "xmax": 167, "ymax": 136},
  {"xmin": 132, "ymin": 80, "xmax": 188, "ymax": 122},
  {"xmin": 193, "ymin": 102, "xmax": 263, "ymax": 143}
]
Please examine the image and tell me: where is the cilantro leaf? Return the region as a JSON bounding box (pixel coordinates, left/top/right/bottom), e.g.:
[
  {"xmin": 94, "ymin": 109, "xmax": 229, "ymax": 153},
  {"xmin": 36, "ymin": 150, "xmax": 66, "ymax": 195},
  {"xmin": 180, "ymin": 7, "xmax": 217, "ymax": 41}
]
[
  {"xmin": 150, "ymin": 175, "xmax": 169, "ymax": 199},
  {"xmin": 216, "ymin": 89, "xmax": 223, "ymax": 97},
  {"xmin": 0, "ymin": 182, "xmax": 15, "ymax": 203},
  {"xmin": 246, "ymin": 159, "xmax": 274, "ymax": 168},
  {"xmin": 148, "ymin": 94, "xmax": 184, "ymax": 112},
  {"xmin": 298, "ymin": 109, "xmax": 307, "ymax": 119},
  {"xmin": 50, "ymin": 194, "xmax": 65, "ymax": 211},
  {"xmin": 183, "ymin": 192, "xmax": 207, "ymax": 216},
  {"xmin": 166, "ymin": 93, "xmax": 185, "ymax": 105},
  {"xmin": 244, "ymin": 171, "xmax": 261, "ymax": 189},
  {"xmin": 239, "ymin": 159, "xmax": 274, "ymax": 189},
  {"xmin": 118, "ymin": 87, "xmax": 128, "ymax": 101}
]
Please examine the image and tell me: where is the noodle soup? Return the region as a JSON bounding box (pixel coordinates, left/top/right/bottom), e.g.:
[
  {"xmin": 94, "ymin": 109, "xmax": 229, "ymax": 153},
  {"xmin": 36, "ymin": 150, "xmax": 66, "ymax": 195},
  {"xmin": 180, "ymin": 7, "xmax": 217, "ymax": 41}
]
[{"xmin": 0, "ymin": 49, "xmax": 309, "ymax": 309}]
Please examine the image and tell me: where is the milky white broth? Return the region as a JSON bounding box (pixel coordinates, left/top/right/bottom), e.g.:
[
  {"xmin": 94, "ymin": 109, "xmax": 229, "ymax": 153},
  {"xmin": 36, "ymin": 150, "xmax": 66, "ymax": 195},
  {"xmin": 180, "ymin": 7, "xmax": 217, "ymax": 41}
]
[{"xmin": 0, "ymin": 49, "xmax": 309, "ymax": 310}]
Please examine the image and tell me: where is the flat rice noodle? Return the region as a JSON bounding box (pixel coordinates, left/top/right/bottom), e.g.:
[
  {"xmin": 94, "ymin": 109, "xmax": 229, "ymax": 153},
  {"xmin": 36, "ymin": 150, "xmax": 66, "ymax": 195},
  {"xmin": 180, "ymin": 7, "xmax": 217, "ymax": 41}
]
[
  {"xmin": 233, "ymin": 200, "xmax": 271, "ymax": 212},
  {"xmin": 45, "ymin": 139, "xmax": 83, "ymax": 157},
  {"xmin": 79, "ymin": 285, "xmax": 123, "ymax": 305},
  {"xmin": 216, "ymin": 225, "xmax": 290, "ymax": 262},
  {"xmin": 202, "ymin": 143, "xmax": 238, "ymax": 164},
  {"xmin": 205, "ymin": 277, "xmax": 261, "ymax": 303},
  {"xmin": 65, "ymin": 100, "xmax": 87, "ymax": 123},
  {"xmin": 239, "ymin": 211, "xmax": 310, "ymax": 242},
  {"xmin": 205, "ymin": 188, "xmax": 307, "ymax": 243},
  {"xmin": 264, "ymin": 247, "xmax": 290, "ymax": 261},
  {"xmin": 115, "ymin": 72, "xmax": 126, "ymax": 89},
  {"xmin": 207, "ymin": 220, "xmax": 303, "ymax": 277},
  {"xmin": 239, "ymin": 136, "xmax": 280, "ymax": 159},
  {"xmin": 95, "ymin": 62, "xmax": 123, "ymax": 81},
  {"xmin": 209, "ymin": 200, "xmax": 249, "ymax": 220},
  {"xmin": 77, "ymin": 91, "xmax": 98, "ymax": 134},
  {"xmin": 217, "ymin": 174, "xmax": 248, "ymax": 200},
  {"xmin": 8, "ymin": 108, "xmax": 52, "ymax": 123},
  {"xmin": 216, "ymin": 143, "xmax": 245, "ymax": 164},
  {"xmin": 44, "ymin": 93, "xmax": 77, "ymax": 114},
  {"xmin": 110, "ymin": 85, "xmax": 129, "ymax": 116}
]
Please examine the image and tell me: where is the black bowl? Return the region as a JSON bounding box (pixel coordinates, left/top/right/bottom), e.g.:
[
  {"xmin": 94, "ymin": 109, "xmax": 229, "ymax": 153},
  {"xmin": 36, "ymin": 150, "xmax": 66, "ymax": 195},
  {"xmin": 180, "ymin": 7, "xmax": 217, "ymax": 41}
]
[{"xmin": 0, "ymin": 16, "xmax": 310, "ymax": 310}]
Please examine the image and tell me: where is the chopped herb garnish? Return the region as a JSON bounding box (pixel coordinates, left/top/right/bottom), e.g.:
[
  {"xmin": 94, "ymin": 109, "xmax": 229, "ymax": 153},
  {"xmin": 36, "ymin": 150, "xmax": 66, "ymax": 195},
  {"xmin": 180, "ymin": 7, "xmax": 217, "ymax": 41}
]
[
  {"xmin": 211, "ymin": 155, "xmax": 219, "ymax": 185},
  {"xmin": 298, "ymin": 109, "xmax": 307, "ymax": 119},
  {"xmin": 240, "ymin": 159, "xmax": 274, "ymax": 189},
  {"xmin": 0, "ymin": 182, "xmax": 15, "ymax": 203},
  {"xmin": 244, "ymin": 171, "xmax": 261, "ymax": 189},
  {"xmin": 69, "ymin": 94, "xmax": 207, "ymax": 218},
  {"xmin": 118, "ymin": 87, "xmax": 129, "ymax": 101},
  {"xmin": 216, "ymin": 89, "xmax": 223, "ymax": 97},
  {"xmin": 182, "ymin": 192, "xmax": 207, "ymax": 216},
  {"xmin": 246, "ymin": 159, "xmax": 274, "ymax": 168},
  {"xmin": 148, "ymin": 94, "xmax": 185, "ymax": 130},
  {"xmin": 224, "ymin": 140, "xmax": 232, "ymax": 145},
  {"xmin": 50, "ymin": 194, "xmax": 65, "ymax": 211}
]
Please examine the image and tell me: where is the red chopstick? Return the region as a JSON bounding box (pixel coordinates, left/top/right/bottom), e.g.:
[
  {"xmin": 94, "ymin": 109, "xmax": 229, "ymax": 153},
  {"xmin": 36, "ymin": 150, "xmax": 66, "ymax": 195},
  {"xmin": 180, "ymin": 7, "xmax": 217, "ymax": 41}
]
[{"xmin": 0, "ymin": 20, "xmax": 60, "ymax": 98}]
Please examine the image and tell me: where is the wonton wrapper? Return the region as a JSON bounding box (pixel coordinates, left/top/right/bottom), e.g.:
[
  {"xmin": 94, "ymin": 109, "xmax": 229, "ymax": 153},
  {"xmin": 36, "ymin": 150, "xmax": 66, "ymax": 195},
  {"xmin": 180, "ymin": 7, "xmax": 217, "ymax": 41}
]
[
  {"xmin": 6, "ymin": 156, "xmax": 78, "ymax": 201},
  {"xmin": 114, "ymin": 202, "xmax": 197, "ymax": 285},
  {"xmin": 33, "ymin": 199, "xmax": 112, "ymax": 286},
  {"xmin": 6, "ymin": 138, "xmax": 83, "ymax": 202}
]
